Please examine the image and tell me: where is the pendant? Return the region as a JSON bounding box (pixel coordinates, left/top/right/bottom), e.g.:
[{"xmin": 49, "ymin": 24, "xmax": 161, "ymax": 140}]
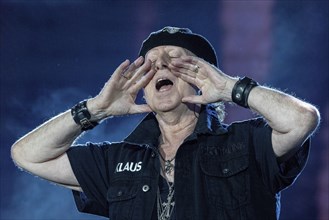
[
  {"xmin": 162, "ymin": 187, "xmax": 175, "ymax": 219},
  {"xmin": 164, "ymin": 160, "xmax": 174, "ymax": 175}
]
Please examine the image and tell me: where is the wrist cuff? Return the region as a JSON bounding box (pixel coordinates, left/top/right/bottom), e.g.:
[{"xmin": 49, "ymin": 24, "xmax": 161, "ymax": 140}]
[
  {"xmin": 71, "ymin": 100, "xmax": 99, "ymax": 131},
  {"xmin": 231, "ymin": 77, "xmax": 259, "ymax": 108}
]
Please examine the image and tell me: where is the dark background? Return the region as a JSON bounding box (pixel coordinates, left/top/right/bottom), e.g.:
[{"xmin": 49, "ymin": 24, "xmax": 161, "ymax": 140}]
[{"xmin": 0, "ymin": 0, "xmax": 328, "ymax": 219}]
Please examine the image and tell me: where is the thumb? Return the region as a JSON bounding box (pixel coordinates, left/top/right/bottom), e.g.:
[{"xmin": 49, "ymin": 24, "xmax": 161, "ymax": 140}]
[{"xmin": 182, "ymin": 96, "xmax": 205, "ymax": 104}]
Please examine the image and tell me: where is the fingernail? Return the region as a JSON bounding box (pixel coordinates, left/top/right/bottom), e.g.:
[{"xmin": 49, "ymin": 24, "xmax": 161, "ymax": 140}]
[{"xmin": 134, "ymin": 56, "xmax": 143, "ymax": 64}]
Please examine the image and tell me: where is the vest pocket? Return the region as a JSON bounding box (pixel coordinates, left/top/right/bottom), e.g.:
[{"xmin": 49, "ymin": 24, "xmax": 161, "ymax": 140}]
[
  {"xmin": 200, "ymin": 148, "xmax": 250, "ymax": 210},
  {"xmin": 107, "ymin": 179, "xmax": 139, "ymax": 219}
]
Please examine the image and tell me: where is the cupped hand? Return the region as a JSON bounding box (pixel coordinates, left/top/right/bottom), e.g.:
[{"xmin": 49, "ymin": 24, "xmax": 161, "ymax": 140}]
[
  {"xmin": 87, "ymin": 57, "xmax": 156, "ymax": 120},
  {"xmin": 169, "ymin": 56, "xmax": 237, "ymax": 104}
]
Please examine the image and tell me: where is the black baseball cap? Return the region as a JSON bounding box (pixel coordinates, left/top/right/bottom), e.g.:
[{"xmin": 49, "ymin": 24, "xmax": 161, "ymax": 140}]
[{"xmin": 138, "ymin": 26, "xmax": 218, "ymax": 67}]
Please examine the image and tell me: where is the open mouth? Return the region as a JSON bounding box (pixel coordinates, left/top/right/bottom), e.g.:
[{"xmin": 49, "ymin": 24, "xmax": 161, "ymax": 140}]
[{"xmin": 155, "ymin": 78, "xmax": 174, "ymax": 92}]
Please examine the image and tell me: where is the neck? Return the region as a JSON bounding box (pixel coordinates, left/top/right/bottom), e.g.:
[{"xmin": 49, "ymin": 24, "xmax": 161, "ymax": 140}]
[{"xmin": 156, "ymin": 104, "xmax": 200, "ymax": 158}]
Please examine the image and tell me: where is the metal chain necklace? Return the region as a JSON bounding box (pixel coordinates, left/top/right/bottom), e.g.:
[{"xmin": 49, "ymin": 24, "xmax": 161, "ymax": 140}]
[
  {"xmin": 157, "ymin": 180, "xmax": 175, "ymax": 220},
  {"xmin": 157, "ymin": 136, "xmax": 176, "ymax": 219},
  {"xmin": 158, "ymin": 152, "xmax": 176, "ymax": 175}
]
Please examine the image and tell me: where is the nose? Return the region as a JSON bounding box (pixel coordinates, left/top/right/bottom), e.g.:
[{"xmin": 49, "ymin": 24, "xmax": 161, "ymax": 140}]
[{"xmin": 154, "ymin": 52, "xmax": 170, "ymax": 71}]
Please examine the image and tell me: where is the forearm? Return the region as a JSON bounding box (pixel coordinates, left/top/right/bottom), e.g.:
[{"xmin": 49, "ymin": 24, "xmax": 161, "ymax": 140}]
[
  {"xmin": 247, "ymin": 86, "xmax": 319, "ymax": 136},
  {"xmin": 219, "ymin": 75, "xmax": 320, "ymax": 157},
  {"xmin": 11, "ymin": 110, "xmax": 82, "ymax": 166},
  {"xmin": 245, "ymin": 85, "xmax": 319, "ymax": 157}
]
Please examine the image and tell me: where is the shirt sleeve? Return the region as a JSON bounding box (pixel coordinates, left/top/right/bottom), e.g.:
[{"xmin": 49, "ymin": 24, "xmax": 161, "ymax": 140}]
[
  {"xmin": 249, "ymin": 118, "xmax": 310, "ymax": 194},
  {"xmin": 66, "ymin": 142, "xmax": 111, "ymax": 217}
]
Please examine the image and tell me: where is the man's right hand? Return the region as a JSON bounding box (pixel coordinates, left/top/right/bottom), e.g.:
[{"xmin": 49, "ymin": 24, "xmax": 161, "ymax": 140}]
[
  {"xmin": 11, "ymin": 57, "xmax": 156, "ymax": 191},
  {"xmin": 87, "ymin": 57, "xmax": 156, "ymax": 121}
]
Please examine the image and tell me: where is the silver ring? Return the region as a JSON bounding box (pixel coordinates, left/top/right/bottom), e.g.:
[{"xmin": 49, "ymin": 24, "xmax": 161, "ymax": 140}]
[{"xmin": 193, "ymin": 65, "xmax": 200, "ymax": 73}]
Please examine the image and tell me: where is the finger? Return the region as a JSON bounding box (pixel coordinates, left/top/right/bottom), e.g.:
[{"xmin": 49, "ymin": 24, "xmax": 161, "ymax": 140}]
[
  {"xmin": 178, "ymin": 55, "xmax": 200, "ymax": 66},
  {"xmin": 131, "ymin": 65, "xmax": 156, "ymax": 90},
  {"xmin": 171, "ymin": 69, "xmax": 198, "ymax": 86},
  {"xmin": 112, "ymin": 59, "xmax": 131, "ymax": 81},
  {"xmin": 121, "ymin": 56, "xmax": 144, "ymax": 80},
  {"xmin": 170, "ymin": 59, "xmax": 201, "ymax": 78},
  {"xmin": 172, "ymin": 65, "xmax": 198, "ymax": 78},
  {"xmin": 129, "ymin": 59, "xmax": 152, "ymax": 83},
  {"xmin": 173, "ymin": 55, "xmax": 201, "ymax": 64},
  {"xmin": 130, "ymin": 60, "xmax": 156, "ymax": 90}
]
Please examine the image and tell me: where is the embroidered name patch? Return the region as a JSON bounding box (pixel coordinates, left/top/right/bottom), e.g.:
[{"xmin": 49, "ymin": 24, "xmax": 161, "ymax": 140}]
[
  {"xmin": 204, "ymin": 142, "xmax": 246, "ymax": 156},
  {"xmin": 115, "ymin": 161, "xmax": 142, "ymax": 173}
]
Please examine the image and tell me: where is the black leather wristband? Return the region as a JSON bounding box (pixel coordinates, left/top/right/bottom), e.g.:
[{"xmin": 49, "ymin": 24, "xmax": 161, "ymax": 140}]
[
  {"xmin": 71, "ymin": 100, "xmax": 98, "ymax": 131},
  {"xmin": 231, "ymin": 77, "xmax": 259, "ymax": 108}
]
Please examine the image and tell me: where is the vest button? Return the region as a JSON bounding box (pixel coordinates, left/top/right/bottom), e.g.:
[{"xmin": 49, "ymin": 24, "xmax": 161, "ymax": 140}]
[
  {"xmin": 151, "ymin": 152, "xmax": 156, "ymax": 158},
  {"xmin": 222, "ymin": 168, "xmax": 229, "ymax": 174},
  {"xmin": 117, "ymin": 190, "xmax": 123, "ymax": 197},
  {"xmin": 142, "ymin": 185, "xmax": 150, "ymax": 192}
]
